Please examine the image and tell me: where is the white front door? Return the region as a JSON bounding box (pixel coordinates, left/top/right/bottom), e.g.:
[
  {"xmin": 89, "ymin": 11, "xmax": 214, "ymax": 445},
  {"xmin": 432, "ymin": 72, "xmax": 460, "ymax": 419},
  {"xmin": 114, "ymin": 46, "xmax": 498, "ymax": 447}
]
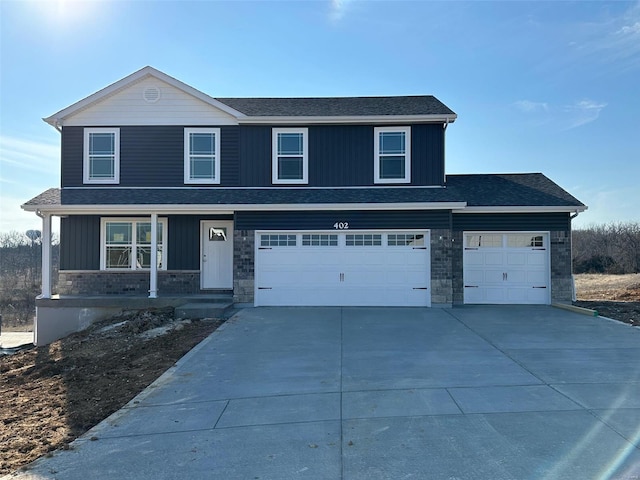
[
  {"xmin": 201, "ymin": 221, "xmax": 234, "ymax": 289},
  {"xmin": 255, "ymin": 230, "xmax": 430, "ymax": 307},
  {"xmin": 463, "ymin": 232, "xmax": 550, "ymax": 304}
]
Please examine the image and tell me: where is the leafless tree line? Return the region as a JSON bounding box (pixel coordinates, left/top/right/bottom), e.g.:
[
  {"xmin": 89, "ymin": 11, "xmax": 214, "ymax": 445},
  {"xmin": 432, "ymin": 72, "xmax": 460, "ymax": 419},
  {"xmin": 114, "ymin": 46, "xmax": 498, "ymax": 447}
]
[
  {"xmin": 0, "ymin": 231, "xmax": 59, "ymax": 328},
  {"xmin": 573, "ymin": 221, "xmax": 640, "ymax": 274}
]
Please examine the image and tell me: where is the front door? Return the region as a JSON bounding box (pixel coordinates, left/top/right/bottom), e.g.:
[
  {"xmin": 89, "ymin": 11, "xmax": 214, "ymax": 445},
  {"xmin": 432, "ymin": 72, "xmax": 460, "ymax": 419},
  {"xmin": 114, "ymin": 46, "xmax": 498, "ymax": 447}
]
[{"xmin": 201, "ymin": 221, "xmax": 234, "ymax": 289}]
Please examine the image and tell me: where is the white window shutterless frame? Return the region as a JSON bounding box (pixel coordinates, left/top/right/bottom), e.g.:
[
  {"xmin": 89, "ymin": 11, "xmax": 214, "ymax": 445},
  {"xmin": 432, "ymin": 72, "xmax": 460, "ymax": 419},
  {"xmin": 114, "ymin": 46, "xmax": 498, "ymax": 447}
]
[
  {"xmin": 84, "ymin": 128, "xmax": 120, "ymax": 184},
  {"xmin": 374, "ymin": 126, "xmax": 411, "ymax": 184},
  {"xmin": 100, "ymin": 218, "xmax": 167, "ymax": 271},
  {"xmin": 184, "ymin": 128, "xmax": 221, "ymax": 184},
  {"xmin": 272, "ymin": 128, "xmax": 308, "ymax": 184}
]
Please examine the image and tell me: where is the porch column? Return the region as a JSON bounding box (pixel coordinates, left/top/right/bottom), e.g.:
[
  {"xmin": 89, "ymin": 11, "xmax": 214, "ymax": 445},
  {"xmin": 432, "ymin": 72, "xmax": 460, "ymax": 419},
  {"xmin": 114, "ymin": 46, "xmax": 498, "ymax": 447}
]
[
  {"xmin": 41, "ymin": 213, "xmax": 52, "ymax": 298},
  {"xmin": 149, "ymin": 213, "xmax": 158, "ymax": 298}
]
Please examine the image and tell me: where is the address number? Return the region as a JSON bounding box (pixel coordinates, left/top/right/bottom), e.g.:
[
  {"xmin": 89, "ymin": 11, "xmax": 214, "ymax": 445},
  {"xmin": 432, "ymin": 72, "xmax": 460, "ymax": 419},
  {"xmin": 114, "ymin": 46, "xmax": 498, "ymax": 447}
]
[{"xmin": 333, "ymin": 222, "xmax": 349, "ymax": 230}]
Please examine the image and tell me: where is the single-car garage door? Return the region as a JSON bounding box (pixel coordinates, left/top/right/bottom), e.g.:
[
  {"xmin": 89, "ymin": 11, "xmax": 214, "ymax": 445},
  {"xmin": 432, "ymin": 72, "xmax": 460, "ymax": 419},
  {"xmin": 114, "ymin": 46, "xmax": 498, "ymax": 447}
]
[
  {"xmin": 255, "ymin": 230, "xmax": 430, "ymax": 307},
  {"xmin": 463, "ymin": 232, "xmax": 550, "ymax": 304}
]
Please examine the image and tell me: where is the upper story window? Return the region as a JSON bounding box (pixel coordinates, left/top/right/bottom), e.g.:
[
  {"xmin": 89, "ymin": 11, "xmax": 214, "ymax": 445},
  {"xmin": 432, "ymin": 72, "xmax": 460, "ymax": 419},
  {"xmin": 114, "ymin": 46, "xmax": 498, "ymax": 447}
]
[
  {"xmin": 272, "ymin": 128, "xmax": 308, "ymax": 184},
  {"xmin": 184, "ymin": 128, "xmax": 221, "ymax": 184},
  {"xmin": 374, "ymin": 126, "xmax": 411, "ymax": 184},
  {"xmin": 84, "ymin": 128, "xmax": 120, "ymax": 184}
]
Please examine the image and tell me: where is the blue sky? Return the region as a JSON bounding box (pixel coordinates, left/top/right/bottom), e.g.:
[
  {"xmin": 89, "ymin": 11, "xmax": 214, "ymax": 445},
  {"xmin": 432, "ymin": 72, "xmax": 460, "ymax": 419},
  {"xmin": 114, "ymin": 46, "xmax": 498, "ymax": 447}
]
[{"xmin": 1, "ymin": 0, "xmax": 639, "ymax": 234}]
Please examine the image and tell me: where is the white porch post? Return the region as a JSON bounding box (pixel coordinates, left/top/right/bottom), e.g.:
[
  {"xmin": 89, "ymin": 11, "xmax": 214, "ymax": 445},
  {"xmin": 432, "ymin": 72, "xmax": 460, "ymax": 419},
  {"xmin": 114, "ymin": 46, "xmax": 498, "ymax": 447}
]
[
  {"xmin": 149, "ymin": 213, "xmax": 158, "ymax": 298},
  {"xmin": 41, "ymin": 213, "xmax": 52, "ymax": 298}
]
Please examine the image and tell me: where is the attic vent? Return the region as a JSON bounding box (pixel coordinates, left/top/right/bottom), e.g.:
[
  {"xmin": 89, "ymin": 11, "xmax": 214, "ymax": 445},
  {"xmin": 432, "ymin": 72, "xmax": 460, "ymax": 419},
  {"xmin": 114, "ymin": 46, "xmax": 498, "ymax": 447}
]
[{"xmin": 143, "ymin": 86, "xmax": 161, "ymax": 103}]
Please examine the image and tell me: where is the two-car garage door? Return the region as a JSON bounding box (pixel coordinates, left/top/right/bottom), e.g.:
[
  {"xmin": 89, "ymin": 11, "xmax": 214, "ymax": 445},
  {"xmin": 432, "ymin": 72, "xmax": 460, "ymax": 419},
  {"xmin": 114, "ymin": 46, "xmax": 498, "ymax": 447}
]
[
  {"xmin": 255, "ymin": 230, "xmax": 430, "ymax": 307},
  {"xmin": 463, "ymin": 232, "xmax": 550, "ymax": 304}
]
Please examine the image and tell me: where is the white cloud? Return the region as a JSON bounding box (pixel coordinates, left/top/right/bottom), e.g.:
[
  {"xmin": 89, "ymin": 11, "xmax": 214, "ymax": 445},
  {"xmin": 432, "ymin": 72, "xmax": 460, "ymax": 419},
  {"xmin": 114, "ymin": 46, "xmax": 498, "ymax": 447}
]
[
  {"xmin": 570, "ymin": 2, "xmax": 640, "ymax": 71},
  {"xmin": 512, "ymin": 98, "xmax": 607, "ymax": 130},
  {"xmin": 513, "ymin": 100, "xmax": 549, "ymax": 113},
  {"xmin": 562, "ymin": 99, "xmax": 608, "ymax": 129},
  {"xmin": 329, "ymin": 0, "xmax": 353, "ymax": 24},
  {"xmin": 0, "ymin": 135, "xmax": 59, "ymax": 173}
]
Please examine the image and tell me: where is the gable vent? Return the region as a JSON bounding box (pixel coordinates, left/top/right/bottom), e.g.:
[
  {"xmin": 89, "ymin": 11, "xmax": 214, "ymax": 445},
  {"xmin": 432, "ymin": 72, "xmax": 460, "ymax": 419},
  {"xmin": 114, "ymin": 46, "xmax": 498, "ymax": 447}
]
[{"xmin": 143, "ymin": 86, "xmax": 161, "ymax": 103}]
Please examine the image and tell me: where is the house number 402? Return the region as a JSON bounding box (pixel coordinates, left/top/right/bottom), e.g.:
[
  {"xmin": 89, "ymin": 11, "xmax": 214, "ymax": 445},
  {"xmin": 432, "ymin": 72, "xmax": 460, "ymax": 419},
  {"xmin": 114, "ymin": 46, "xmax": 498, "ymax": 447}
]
[{"xmin": 333, "ymin": 222, "xmax": 349, "ymax": 230}]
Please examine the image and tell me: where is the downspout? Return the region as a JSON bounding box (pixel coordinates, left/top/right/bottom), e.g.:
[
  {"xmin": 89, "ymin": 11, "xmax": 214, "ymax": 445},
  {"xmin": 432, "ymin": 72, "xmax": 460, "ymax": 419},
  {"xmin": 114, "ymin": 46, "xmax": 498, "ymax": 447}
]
[
  {"xmin": 442, "ymin": 118, "xmax": 450, "ymax": 186},
  {"xmin": 569, "ymin": 211, "xmax": 580, "ymax": 302}
]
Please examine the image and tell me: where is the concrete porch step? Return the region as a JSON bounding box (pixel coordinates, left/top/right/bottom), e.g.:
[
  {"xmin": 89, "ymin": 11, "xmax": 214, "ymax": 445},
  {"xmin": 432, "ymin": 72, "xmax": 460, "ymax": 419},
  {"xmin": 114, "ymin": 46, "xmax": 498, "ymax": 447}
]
[{"xmin": 175, "ymin": 302, "xmax": 234, "ymax": 320}]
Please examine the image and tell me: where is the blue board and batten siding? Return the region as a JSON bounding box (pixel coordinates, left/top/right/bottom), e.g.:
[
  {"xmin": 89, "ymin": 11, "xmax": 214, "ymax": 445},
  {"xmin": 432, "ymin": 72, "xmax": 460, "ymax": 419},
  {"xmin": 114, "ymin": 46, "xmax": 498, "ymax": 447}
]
[
  {"xmin": 234, "ymin": 210, "xmax": 451, "ymax": 230},
  {"xmin": 61, "ymin": 124, "xmax": 445, "ymax": 188},
  {"xmin": 60, "ymin": 215, "xmax": 233, "ymax": 270},
  {"xmin": 452, "ymin": 213, "xmax": 571, "ymax": 231}
]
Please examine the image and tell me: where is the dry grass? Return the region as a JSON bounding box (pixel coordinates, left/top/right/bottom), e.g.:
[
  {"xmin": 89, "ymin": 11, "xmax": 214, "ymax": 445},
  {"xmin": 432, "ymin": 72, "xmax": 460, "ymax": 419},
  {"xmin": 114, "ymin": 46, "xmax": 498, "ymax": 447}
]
[{"xmin": 574, "ymin": 273, "xmax": 640, "ymax": 301}]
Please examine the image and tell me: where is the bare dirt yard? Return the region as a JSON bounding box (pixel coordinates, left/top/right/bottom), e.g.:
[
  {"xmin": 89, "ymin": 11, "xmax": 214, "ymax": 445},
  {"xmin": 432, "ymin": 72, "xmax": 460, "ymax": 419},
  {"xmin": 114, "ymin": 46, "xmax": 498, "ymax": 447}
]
[
  {"xmin": 574, "ymin": 273, "xmax": 640, "ymax": 326},
  {"xmin": 0, "ymin": 308, "xmax": 224, "ymax": 475}
]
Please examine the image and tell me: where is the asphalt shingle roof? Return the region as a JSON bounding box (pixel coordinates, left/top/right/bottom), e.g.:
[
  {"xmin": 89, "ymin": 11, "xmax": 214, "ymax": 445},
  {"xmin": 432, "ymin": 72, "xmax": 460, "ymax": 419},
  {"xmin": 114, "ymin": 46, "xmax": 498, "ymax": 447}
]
[
  {"xmin": 216, "ymin": 96, "xmax": 456, "ymax": 117},
  {"xmin": 23, "ymin": 174, "xmax": 584, "ymax": 209}
]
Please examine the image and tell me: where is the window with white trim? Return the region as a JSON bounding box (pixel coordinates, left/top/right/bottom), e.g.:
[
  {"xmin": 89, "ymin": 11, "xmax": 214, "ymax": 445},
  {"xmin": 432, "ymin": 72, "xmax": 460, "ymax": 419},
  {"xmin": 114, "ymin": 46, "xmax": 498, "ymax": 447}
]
[
  {"xmin": 272, "ymin": 128, "xmax": 308, "ymax": 184},
  {"xmin": 184, "ymin": 128, "xmax": 221, "ymax": 184},
  {"xmin": 101, "ymin": 218, "xmax": 167, "ymax": 270},
  {"xmin": 388, "ymin": 233, "xmax": 425, "ymax": 246},
  {"xmin": 346, "ymin": 234, "xmax": 382, "ymax": 246},
  {"xmin": 84, "ymin": 128, "xmax": 120, "ymax": 184},
  {"xmin": 302, "ymin": 234, "xmax": 338, "ymax": 246},
  {"xmin": 374, "ymin": 126, "xmax": 411, "ymax": 184},
  {"xmin": 260, "ymin": 234, "xmax": 297, "ymax": 247}
]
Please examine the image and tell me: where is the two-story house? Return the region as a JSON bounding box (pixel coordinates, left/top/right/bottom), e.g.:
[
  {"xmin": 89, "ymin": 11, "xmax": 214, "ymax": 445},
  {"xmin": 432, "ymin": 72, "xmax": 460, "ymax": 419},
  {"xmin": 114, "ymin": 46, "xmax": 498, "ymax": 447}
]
[{"xmin": 23, "ymin": 67, "xmax": 586, "ymax": 341}]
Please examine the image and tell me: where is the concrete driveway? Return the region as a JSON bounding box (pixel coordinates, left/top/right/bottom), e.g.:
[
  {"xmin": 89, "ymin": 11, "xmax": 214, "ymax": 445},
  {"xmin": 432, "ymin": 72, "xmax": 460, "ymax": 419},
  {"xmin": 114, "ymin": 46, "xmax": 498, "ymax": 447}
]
[{"xmin": 7, "ymin": 306, "xmax": 640, "ymax": 479}]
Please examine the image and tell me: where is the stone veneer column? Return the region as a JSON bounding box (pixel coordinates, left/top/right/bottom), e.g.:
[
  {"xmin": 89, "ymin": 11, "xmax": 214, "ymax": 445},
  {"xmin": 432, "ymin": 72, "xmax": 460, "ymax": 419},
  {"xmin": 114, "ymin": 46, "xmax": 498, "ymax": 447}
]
[
  {"xmin": 430, "ymin": 229, "xmax": 453, "ymax": 306},
  {"xmin": 451, "ymin": 230, "xmax": 464, "ymax": 305},
  {"xmin": 233, "ymin": 229, "xmax": 255, "ymax": 304},
  {"xmin": 550, "ymin": 229, "xmax": 573, "ymax": 303}
]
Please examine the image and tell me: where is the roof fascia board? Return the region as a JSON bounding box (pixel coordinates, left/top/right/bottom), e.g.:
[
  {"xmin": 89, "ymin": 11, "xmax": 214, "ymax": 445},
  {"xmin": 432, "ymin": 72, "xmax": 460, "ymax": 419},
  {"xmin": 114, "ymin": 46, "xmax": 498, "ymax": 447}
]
[
  {"xmin": 43, "ymin": 66, "xmax": 246, "ymax": 127},
  {"xmin": 455, "ymin": 206, "xmax": 588, "ymax": 214},
  {"xmin": 238, "ymin": 114, "xmax": 457, "ymax": 125},
  {"xmin": 22, "ymin": 202, "xmax": 467, "ymax": 215}
]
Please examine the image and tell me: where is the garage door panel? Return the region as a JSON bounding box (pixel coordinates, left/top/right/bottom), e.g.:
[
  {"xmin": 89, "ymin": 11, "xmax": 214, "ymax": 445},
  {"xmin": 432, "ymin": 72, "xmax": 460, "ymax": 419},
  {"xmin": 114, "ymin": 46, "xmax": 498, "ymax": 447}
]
[
  {"xmin": 464, "ymin": 232, "xmax": 550, "ymax": 305},
  {"xmin": 506, "ymin": 252, "xmax": 526, "ymax": 265},
  {"xmin": 527, "ymin": 253, "xmax": 547, "ymax": 266},
  {"xmin": 464, "ymin": 251, "xmax": 484, "ymax": 265},
  {"xmin": 256, "ymin": 231, "xmax": 430, "ymax": 307},
  {"xmin": 484, "ymin": 252, "xmax": 504, "ymax": 265}
]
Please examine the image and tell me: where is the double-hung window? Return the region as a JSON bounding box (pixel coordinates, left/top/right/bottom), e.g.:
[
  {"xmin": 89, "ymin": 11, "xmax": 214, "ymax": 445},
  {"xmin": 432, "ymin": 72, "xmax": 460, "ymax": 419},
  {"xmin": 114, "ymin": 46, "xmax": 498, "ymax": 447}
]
[
  {"xmin": 374, "ymin": 126, "xmax": 411, "ymax": 184},
  {"xmin": 184, "ymin": 128, "xmax": 221, "ymax": 184},
  {"xmin": 84, "ymin": 128, "xmax": 120, "ymax": 184},
  {"xmin": 101, "ymin": 218, "xmax": 167, "ymax": 270},
  {"xmin": 272, "ymin": 128, "xmax": 308, "ymax": 184}
]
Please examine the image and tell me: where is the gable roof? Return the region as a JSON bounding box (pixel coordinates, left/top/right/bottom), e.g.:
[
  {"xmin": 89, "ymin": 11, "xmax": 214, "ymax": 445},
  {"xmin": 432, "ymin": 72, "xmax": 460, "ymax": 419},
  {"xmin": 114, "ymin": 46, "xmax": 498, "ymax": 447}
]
[
  {"xmin": 44, "ymin": 66, "xmax": 246, "ymax": 127},
  {"xmin": 22, "ymin": 173, "xmax": 585, "ymax": 214},
  {"xmin": 43, "ymin": 66, "xmax": 457, "ymax": 127}
]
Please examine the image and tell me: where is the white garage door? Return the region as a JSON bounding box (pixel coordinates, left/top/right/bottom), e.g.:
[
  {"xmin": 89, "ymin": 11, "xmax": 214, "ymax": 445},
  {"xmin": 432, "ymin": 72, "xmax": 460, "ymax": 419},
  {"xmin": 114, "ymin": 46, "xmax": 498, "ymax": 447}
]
[
  {"xmin": 255, "ymin": 231, "xmax": 430, "ymax": 307},
  {"xmin": 463, "ymin": 232, "xmax": 550, "ymax": 305}
]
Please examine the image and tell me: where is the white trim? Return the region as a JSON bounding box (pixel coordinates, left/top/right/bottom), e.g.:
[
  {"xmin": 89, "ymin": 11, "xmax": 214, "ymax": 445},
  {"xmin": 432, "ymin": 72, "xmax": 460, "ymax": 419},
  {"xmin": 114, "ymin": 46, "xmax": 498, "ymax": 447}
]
[
  {"xmin": 27, "ymin": 202, "xmax": 467, "ymax": 215},
  {"xmin": 57, "ymin": 184, "xmax": 448, "ymax": 190},
  {"xmin": 99, "ymin": 217, "xmax": 168, "ymax": 271},
  {"xmin": 239, "ymin": 114, "xmax": 457, "ymax": 125},
  {"xmin": 83, "ymin": 128, "xmax": 120, "ymax": 184},
  {"xmin": 184, "ymin": 128, "xmax": 221, "ymax": 185},
  {"xmin": 454, "ymin": 206, "xmax": 587, "ymax": 214},
  {"xmin": 44, "ymin": 66, "xmax": 245, "ymax": 127},
  {"xmin": 40, "ymin": 213, "xmax": 52, "ymax": 299},
  {"xmin": 374, "ymin": 126, "xmax": 411, "ymax": 184},
  {"xmin": 272, "ymin": 128, "xmax": 309, "ymax": 184},
  {"xmin": 149, "ymin": 213, "xmax": 158, "ymax": 298}
]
